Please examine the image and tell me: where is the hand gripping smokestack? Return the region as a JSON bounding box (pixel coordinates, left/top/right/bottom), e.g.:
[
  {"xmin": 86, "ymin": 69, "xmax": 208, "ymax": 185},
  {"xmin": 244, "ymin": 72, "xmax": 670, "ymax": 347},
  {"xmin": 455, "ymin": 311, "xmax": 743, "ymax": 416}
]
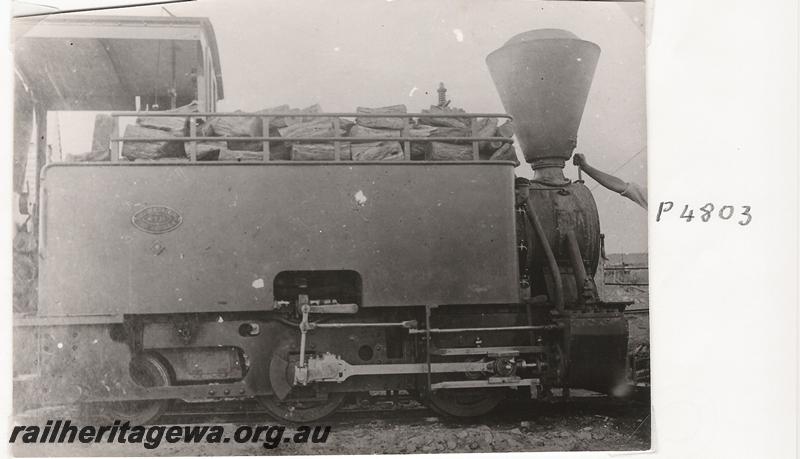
[{"xmin": 486, "ymin": 29, "xmax": 600, "ymax": 182}]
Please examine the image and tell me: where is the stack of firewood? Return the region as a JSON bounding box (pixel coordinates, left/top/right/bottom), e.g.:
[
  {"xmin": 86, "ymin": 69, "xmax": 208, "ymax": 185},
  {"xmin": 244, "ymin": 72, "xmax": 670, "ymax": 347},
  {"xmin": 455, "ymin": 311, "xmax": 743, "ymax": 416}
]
[
  {"xmin": 413, "ymin": 105, "xmax": 515, "ymax": 162},
  {"xmin": 92, "ymin": 102, "xmax": 517, "ymax": 164},
  {"xmin": 346, "ymin": 105, "xmax": 406, "ymax": 161},
  {"xmin": 121, "ymin": 102, "xmax": 195, "ymax": 160}
]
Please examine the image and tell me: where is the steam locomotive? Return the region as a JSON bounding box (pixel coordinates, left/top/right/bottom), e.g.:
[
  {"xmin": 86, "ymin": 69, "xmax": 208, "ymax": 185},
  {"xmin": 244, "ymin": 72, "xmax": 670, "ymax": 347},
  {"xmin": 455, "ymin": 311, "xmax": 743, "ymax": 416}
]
[{"xmin": 13, "ymin": 27, "xmax": 630, "ymax": 424}]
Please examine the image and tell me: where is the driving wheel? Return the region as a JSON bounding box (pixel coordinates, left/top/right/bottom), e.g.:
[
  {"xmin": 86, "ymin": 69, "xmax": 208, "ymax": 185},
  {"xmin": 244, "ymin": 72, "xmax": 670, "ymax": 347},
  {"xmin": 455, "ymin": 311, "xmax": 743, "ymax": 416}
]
[
  {"xmin": 258, "ymin": 348, "xmax": 345, "ymax": 422},
  {"xmin": 87, "ymin": 354, "xmax": 172, "ymax": 425}
]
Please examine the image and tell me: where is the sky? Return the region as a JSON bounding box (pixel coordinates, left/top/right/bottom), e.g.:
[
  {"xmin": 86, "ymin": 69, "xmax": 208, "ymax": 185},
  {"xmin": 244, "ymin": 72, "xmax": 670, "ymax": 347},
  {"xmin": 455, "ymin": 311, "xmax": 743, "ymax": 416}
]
[{"xmin": 68, "ymin": 0, "xmax": 647, "ymax": 253}]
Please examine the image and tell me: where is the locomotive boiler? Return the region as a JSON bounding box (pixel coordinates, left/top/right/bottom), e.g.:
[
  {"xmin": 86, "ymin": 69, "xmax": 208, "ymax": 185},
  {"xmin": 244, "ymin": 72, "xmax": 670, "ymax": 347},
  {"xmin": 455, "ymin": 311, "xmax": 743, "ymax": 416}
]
[{"xmin": 13, "ymin": 26, "xmax": 630, "ymax": 424}]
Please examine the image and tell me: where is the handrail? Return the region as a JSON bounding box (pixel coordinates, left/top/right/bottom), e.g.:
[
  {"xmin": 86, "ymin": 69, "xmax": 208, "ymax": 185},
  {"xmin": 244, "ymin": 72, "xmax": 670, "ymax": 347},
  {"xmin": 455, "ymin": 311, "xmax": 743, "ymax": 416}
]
[
  {"xmin": 109, "ymin": 111, "xmax": 512, "ymax": 118},
  {"xmin": 112, "ymin": 136, "xmax": 513, "ymax": 142},
  {"xmin": 107, "ymin": 111, "xmax": 514, "ymax": 162}
]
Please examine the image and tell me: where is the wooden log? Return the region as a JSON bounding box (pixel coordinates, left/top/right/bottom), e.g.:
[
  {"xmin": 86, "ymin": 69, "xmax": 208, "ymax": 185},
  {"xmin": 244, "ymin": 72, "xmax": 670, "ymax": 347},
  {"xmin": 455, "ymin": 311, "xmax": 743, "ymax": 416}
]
[
  {"xmin": 249, "ymin": 106, "xmax": 296, "ymax": 159},
  {"xmin": 431, "ymin": 126, "xmax": 470, "ymax": 137},
  {"xmin": 280, "ymin": 104, "xmax": 323, "ymax": 128},
  {"xmin": 488, "ymin": 143, "xmax": 520, "ymax": 166},
  {"xmin": 196, "ymin": 141, "xmax": 224, "ymax": 161},
  {"xmin": 348, "ymin": 125, "xmax": 402, "ymax": 160},
  {"xmin": 490, "ymin": 120, "xmax": 515, "ymax": 149},
  {"xmin": 474, "ymin": 117, "xmax": 499, "ymax": 155},
  {"xmin": 409, "ymin": 125, "xmax": 437, "ymax": 136},
  {"xmin": 291, "ymin": 143, "xmax": 352, "ymax": 161},
  {"xmin": 349, "ymin": 125, "xmax": 401, "ymax": 138},
  {"xmin": 254, "ymin": 104, "xmax": 290, "ymax": 126},
  {"xmin": 355, "ymin": 105, "xmax": 408, "ymax": 130},
  {"xmin": 207, "ymin": 111, "xmax": 255, "ymax": 131},
  {"xmin": 498, "ymin": 119, "xmax": 514, "ymax": 137},
  {"xmin": 410, "ymin": 125, "xmax": 478, "ymax": 161},
  {"xmin": 207, "ymin": 110, "xmax": 262, "ymax": 151},
  {"xmin": 279, "ymin": 115, "xmax": 352, "ymax": 161},
  {"xmin": 206, "ymin": 106, "xmax": 290, "ymax": 158},
  {"xmin": 419, "ymin": 105, "xmax": 469, "ymax": 129},
  {"xmin": 135, "ymin": 116, "xmax": 188, "ymax": 135},
  {"xmin": 351, "ymin": 141, "xmax": 403, "ymax": 161},
  {"xmin": 430, "ymin": 141, "xmax": 472, "ymax": 161},
  {"xmin": 135, "ymin": 102, "xmax": 195, "ymax": 135},
  {"xmin": 278, "ymin": 118, "xmax": 349, "ymax": 138},
  {"xmin": 121, "ymin": 124, "xmax": 185, "ymax": 160}
]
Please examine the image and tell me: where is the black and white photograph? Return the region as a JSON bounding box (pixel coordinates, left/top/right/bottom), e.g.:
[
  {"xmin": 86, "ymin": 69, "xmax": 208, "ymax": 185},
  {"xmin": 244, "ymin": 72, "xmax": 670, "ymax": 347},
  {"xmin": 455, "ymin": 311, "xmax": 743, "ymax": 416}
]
[
  {"xmin": 8, "ymin": 0, "xmax": 654, "ymax": 455},
  {"xmin": 6, "ymin": 0, "xmax": 796, "ymax": 457}
]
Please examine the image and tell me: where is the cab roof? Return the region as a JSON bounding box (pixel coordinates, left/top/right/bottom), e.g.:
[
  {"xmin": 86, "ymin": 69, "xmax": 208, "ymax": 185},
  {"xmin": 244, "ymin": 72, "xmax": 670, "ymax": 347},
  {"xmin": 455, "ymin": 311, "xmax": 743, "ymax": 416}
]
[{"xmin": 13, "ymin": 15, "xmax": 224, "ymax": 111}]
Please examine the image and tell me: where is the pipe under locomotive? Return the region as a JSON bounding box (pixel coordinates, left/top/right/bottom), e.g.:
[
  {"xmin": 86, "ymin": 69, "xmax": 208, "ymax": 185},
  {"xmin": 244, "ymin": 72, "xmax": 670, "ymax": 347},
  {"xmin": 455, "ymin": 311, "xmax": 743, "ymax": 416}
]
[{"xmin": 14, "ymin": 29, "xmax": 631, "ymax": 424}]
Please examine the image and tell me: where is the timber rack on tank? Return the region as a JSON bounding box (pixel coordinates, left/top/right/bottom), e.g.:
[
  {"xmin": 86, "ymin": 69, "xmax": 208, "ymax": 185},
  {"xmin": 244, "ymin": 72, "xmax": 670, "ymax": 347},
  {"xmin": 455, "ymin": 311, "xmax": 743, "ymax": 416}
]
[{"xmin": 107, "ymin": 111, "xmax": 514, "ymax": 162}]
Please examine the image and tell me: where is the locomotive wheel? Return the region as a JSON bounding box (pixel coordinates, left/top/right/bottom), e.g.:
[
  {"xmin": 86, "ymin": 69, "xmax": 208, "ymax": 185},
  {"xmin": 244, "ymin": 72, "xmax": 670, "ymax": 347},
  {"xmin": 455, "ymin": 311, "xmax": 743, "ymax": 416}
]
[
  {"xmin": 425, "ymin": 389, "xmax": 505, "ymax": 418},
  {"xmin": 87, "ymin": 354, "xmax": 172, "ymax": 425},
  {"xmin": 258, "ymin": 347, "xmax": 345, "ymax": 422},
  {"xmin": 258, "ymin": 391, "xmax": 346, "ymax": 423},
  {"xmin": 423, "ymin": 356, "xmax": 506, "ymax": 418}
]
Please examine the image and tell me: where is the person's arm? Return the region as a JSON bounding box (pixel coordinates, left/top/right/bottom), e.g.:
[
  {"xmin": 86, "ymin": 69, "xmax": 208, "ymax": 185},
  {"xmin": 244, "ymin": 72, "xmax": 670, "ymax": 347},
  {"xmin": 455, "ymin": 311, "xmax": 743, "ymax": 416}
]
[{"xmin": 572, "ymin": 153, "xmax": 627, "ymax": 194}]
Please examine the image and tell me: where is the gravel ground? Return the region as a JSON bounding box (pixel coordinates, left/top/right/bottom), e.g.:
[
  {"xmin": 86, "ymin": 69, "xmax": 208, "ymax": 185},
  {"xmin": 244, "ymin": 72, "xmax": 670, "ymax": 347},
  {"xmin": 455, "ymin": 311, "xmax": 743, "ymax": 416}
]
[{"xmin": 12, "ymin": 392, "xmax": 650, "ymax": 456}]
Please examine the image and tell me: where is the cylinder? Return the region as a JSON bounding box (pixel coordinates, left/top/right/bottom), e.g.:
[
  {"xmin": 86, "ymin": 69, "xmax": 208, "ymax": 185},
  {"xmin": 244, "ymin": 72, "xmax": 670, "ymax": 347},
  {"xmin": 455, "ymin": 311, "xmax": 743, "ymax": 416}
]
[{"xmin": 486, "ymin": 29, "xmax": 600, "ymax": 168}]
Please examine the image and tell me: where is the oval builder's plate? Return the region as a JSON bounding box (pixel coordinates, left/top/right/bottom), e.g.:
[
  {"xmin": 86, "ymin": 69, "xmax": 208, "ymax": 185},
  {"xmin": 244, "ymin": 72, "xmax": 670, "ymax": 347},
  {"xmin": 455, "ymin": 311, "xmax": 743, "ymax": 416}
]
[{"xmin": 131, "ymin": 206, "xmax": 183, "ymax": 234}]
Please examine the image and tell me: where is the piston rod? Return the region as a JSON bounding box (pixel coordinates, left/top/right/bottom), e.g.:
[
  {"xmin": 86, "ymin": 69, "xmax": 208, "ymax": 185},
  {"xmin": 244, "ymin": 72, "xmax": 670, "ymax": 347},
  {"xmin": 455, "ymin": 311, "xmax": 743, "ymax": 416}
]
[
  {"xmin": 408, "ymin": 324, "xmax": 561, "ymax": 335},
  {"xmin": 311, "ymin": 320, "xmax": 417, "ymax": 329}
]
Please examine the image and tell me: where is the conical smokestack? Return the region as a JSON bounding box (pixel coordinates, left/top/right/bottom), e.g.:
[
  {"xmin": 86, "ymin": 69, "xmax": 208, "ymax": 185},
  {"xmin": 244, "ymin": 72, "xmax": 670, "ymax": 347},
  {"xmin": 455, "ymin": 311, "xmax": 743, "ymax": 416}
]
[{"xmin": 486, "ymin": 29, "xmax": 600, "ymax": 169}]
